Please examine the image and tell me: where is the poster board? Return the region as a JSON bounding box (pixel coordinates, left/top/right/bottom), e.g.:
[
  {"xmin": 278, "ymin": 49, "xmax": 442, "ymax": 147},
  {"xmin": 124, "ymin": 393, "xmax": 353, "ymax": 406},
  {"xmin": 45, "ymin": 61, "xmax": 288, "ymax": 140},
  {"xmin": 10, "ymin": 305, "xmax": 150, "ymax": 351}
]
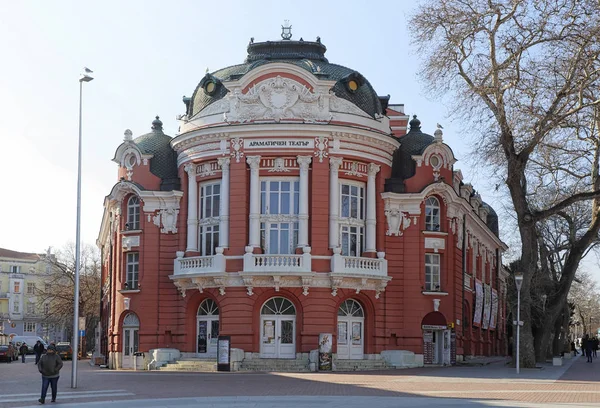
[
  {"xmin": 318, "ymin": 333, "xmax": 332, "ymax": 371},
  {"xmin": 217, "ymin": 336, "xmax": 231, "ymax": 372},
  {"xmin": 473, "ymin": 279, "xmax": 483, "ymax": 327}
]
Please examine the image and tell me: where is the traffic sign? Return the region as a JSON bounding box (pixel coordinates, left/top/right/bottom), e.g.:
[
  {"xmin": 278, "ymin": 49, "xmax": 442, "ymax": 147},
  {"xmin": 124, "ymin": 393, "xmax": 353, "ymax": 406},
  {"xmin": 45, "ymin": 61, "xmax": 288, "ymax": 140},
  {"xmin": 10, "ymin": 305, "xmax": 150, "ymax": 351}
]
[{"xmin": 79, "ymin": 330, "xmax": 85, "ymax": 337}]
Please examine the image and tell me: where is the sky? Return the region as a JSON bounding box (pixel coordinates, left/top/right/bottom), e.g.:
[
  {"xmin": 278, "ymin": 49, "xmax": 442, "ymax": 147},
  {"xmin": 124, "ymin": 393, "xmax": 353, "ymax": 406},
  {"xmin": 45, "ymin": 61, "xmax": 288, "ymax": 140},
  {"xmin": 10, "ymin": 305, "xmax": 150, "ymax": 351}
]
[{"xmin": 0, "ymin": 0, "xmax": 598, "ymax": 282}]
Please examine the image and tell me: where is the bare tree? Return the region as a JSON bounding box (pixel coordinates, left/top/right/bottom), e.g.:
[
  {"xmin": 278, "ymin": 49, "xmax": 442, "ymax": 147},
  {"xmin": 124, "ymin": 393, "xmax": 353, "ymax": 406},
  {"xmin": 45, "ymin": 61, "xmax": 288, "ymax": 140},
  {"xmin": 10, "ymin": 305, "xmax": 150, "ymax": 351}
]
[
  {"xmin": 37, "ymin": 243, "xmax": 101, "ymax": 351},
  {"xmin": 569, "ymin": 270, "xmax": 600, "ymax": 335},
  {"xmin": 410, "ymin": 0, "xmax": 600, "ymax": 366}
]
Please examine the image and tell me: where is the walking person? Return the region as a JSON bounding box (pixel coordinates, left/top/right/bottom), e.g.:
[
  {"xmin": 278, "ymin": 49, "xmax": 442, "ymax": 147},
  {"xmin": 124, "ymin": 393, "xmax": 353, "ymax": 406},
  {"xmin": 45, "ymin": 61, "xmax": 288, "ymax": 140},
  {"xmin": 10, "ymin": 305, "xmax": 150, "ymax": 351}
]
[
  {"xmin": 583, "ymin": 335, "xmax": 593, "ymax": 363},
  {"xmin": 593, "ymin": 337, "xmax": 599, "ymax": 358},
  {"xmin": 34, "ymin": 340, "xmax": 45, "ymax": 365},
  {"xmin": 19, "ymin": 342, "xmax": 28, "ymax": 363},
  {"xmin": 571, "ymin": 340, "xmax": 579, "ymax": 356},
  {"xmin": 37, "ymin": 344, "xmax": 63, "ymax": 404}
]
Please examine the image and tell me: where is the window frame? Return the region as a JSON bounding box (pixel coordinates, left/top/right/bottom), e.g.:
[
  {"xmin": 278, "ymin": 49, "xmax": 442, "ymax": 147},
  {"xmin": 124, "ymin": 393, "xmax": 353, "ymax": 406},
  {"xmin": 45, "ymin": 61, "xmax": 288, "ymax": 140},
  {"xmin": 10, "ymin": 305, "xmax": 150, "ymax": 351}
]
[
  {"xmin": 425, "ymin": 253, "xmax": 441, "ymax": 291},
  {"xmin": 127, "ymin": 196, "xmax": 141, "ymax": 231},
  {"xmin": 24, "ymin": 322, "xmax": 36, "ymax": 333},
  {"xmin": 199, "ymin": 181, "xmax": 221, "ymax": 256},
  {"xmin": 259, "ymin": 177, "xmax": 300, "ymax": 254},
  {"xmin": 339, "ymin": 180, "xmax": 366, "ymax": 257},
  {"xmin": 126, "ymin": 252, "xmax": 140, "ymax": 289},
  {"xmin": 27, "ymin": 282, "xmax": 36, "ymax": 295},
  {"xmin": 13, "ymin": 282, "xmax": 20, "ymax": 293},
  {"xmin": 425, "ymin": 196, "xmax": 441, "ymax": 232}
]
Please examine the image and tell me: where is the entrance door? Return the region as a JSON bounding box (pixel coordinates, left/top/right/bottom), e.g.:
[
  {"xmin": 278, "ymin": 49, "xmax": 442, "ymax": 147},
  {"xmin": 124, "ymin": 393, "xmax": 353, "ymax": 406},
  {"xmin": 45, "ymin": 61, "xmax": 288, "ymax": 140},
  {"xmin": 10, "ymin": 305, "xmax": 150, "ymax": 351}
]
[
  {"xmin": 260, "ymin": 297, "xmax": 296, "ymax": 359},
  {"xmin": 197, "ymin": 299, "xmax": 219, "ymax": 357},
  {"xmin": 121, "ymin": 313, "xmax": 139, "ymax": 369},
  {"xmin": 337, "ymin": 299, "xmax": 364, "ymax": 360}
]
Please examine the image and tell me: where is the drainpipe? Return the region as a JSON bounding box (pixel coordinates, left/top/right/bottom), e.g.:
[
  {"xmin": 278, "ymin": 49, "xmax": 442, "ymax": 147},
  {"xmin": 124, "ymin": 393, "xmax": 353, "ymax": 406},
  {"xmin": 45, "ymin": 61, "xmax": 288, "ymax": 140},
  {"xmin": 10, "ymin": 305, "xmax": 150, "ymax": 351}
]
[{"xmin": 461, "ymin": 214, "xmax": 467, "ymax": 356}]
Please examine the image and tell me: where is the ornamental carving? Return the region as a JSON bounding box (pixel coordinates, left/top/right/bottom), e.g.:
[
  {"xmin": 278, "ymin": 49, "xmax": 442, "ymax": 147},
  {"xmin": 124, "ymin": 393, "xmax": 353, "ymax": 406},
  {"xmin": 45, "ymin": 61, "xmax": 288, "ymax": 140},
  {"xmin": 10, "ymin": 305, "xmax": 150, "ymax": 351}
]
[
  {"xmin": 315, "ymin": 136, "xmax": 329, "ymax": 162},
  {"xmin": 384, "ymin": 206, "xmax": 411, "ymax": 236},
  {"xmin": 226, "ymin": 76, "xmax": 331, "ymax": 123},
  {"xmin": 267, "ymin": 157, "xmax": 290, "ymax": 173},
  {"xmin": 153, "ymin": 208, "xmax": 179, "ymax": 234},
  {"xmin": 230, "ymin": 137, "xmax": 244, "ymax": 163}
]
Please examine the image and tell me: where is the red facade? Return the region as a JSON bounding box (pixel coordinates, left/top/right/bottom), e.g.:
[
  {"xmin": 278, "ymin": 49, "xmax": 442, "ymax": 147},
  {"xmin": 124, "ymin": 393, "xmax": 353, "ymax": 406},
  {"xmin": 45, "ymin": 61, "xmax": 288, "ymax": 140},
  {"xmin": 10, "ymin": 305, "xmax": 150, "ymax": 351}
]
[{"xmin": 98, "ymin": 37, "xmax": 507, "ymax": 369}]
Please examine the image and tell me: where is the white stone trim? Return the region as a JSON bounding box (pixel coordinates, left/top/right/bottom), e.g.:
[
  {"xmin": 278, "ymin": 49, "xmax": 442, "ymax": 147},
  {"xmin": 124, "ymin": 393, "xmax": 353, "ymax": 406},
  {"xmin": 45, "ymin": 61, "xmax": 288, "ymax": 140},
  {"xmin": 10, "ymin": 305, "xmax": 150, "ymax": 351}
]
[
  {"xmin": 329, "ymin": 157, "xmax": 343, "ymax": 248},
  {"xmin": 185, "ymin": 164, "xmax": 198, "ymax": 252},
  {"xmin": 217, "ymin": 157, "xmax": 230, "ymax": 248},
  {"xmin": 247, "ymin": 156, "xmax": 261, "ymax": 248}
]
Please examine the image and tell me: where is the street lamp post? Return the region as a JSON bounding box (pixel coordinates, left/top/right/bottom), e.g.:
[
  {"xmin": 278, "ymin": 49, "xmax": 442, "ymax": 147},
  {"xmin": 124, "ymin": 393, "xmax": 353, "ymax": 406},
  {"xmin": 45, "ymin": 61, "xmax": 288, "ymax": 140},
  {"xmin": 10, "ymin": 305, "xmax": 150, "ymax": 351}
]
[
  {"xmin": 514, "ymin": 272, "xmax": 524, "ymax": 375},
  {"xmin": 72, "ymin": 68, "xmax": 93, "ymax": 389}
]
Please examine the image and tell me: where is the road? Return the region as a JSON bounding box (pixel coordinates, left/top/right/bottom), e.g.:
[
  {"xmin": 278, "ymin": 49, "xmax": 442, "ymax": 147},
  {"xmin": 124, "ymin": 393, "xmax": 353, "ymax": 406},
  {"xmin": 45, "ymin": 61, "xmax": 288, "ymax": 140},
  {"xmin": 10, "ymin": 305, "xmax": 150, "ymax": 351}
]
[{"xmin": 1, "ymin": 353, "xmax": 599, "ymax": 407}]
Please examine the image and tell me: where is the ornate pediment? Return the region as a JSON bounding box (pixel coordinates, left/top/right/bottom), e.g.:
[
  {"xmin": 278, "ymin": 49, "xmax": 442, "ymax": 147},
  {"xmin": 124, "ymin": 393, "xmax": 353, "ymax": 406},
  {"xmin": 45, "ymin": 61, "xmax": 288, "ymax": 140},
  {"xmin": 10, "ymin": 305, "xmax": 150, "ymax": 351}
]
[{"xmin": 193, "ymin": 75, "xmax": 374, "ymax": 125}]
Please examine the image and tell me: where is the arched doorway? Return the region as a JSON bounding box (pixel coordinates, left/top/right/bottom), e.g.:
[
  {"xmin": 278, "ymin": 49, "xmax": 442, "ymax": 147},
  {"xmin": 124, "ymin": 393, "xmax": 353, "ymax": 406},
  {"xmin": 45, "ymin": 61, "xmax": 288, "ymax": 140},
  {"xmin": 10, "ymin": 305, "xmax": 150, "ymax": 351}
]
[
  {"xmin": 260, "ymin": 297, "xmax": 296, "ymax": 359},
  {"xmin": 122, "ymin": 313, "xmax": 139, "ymax": 369},
  {"xmin": 421, "ymin": 311, "xmax": 450, "ymax": 365},
  {"xmin": 197, "ymin": 299, "xmax": 219, "ymax": 357},
  {"xmin": 337, "ymin": 299, "xmax": 364, "ymax": 360}
]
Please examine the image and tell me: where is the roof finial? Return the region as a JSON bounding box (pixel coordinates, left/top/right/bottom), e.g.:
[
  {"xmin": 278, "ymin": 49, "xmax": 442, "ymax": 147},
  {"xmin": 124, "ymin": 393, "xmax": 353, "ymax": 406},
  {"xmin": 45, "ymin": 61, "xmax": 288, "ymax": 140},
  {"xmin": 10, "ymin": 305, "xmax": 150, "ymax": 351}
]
[
  {"xmin": 152, "ymin": 115, "xmax": 163, "ymax": 131},
  {"xmin": 124, "ymin": 129, "xmax": 133, "ymax": 141},
  {"xmin": 281, "ymin": 20, "xmax": 292, "ymax": 40},
  {"xmin": 409, "ymin": 115, "xmax": 421, "ymax": 132}
]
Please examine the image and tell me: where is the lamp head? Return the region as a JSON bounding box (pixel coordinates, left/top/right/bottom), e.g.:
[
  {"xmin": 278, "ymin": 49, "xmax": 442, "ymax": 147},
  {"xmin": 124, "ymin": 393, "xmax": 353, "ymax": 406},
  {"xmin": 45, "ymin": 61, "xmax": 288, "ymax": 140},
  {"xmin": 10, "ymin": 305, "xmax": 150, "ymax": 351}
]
[
  {"xmin": 514, "ymin": 272, "xmax": 524, "ymax": 291},
  {"xmin": 79, "ymin": 67, "xmax": 94, "ymax": 82}
]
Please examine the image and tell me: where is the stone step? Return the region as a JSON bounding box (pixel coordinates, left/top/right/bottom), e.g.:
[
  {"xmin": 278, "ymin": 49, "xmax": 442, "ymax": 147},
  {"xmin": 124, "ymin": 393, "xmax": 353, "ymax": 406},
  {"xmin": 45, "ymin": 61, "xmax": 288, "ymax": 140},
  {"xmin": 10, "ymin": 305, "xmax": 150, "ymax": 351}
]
[
  {"xmin": 158, "ymin": 359, "xmax": 217, "ymax": 372},
  {"xmin": 333, "ymin": 359, "xmax": 390, "ymax": 372},
  {"xmin": 240, "ymin": 359, "xmax": 310, "ymax": 372}
]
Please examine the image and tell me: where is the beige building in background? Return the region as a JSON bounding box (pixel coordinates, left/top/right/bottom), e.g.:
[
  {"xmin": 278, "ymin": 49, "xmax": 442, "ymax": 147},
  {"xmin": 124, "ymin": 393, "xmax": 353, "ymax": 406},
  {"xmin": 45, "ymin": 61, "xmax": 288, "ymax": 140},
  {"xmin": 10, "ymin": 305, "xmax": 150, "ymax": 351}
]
[{"xmin": 0, "ymin": 248, "xmax": 66, "ymax": 342}]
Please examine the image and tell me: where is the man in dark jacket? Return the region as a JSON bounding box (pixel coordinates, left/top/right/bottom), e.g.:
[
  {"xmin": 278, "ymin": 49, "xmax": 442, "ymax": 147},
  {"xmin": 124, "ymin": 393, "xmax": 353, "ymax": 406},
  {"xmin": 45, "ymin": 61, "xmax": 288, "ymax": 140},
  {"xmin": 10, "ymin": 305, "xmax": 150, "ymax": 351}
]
[
  {"xmin": 37, "ymin": 344, "xmax": 63, "ymax": 404},
  {"xmin": 19, "ymin": 342, "xmax": 28, "ymax": 363},
  {"xmin": 33, "ymin": 340, "xmax": 45, "ymax": 364}
]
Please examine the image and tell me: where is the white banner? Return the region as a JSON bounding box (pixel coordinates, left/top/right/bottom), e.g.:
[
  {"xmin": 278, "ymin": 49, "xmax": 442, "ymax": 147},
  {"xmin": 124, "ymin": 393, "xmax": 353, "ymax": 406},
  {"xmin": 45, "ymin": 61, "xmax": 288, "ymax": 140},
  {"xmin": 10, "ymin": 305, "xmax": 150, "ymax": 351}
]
[
  {"xmin": 474, "ymin": 280, "xmax": 483, "ymax": 327},
  {"xmin": 482, "ymin": 284, "xmax": 492, "ymax": 330},
  {"xmin": 489, "ymin": 289, "xmax": 498, "ymax": 330}
]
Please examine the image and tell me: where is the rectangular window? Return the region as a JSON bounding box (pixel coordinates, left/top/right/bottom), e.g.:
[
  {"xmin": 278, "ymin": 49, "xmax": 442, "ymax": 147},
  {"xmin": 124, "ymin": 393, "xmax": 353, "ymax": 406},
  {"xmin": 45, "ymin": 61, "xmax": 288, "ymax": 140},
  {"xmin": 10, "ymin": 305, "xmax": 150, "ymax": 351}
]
[
  {"xmin": 126, "ymin": 252, "xmax": 139, "ymax": 289},
  {"xmin": 24, "ymin": 322, "xmax": 36, "ymax": 333},
  {"xmin": 425, "ymin": 253, "xmax": 441, "ymax": 291},
  {"xmin": 27, "ymin": 282, "xmax": 36, "ymax": 294},
  {"xmin": 199, "ymin": 182, "xmax": 221, "ymax": 256},
  {"xmin": 27, "ymin": 303, "xmax": 35, "ymax": 314},
  {"xmin": 10, "ymin": 265, "xmax": 20, "ymax": 273},
  {"xmin": 260, "ymin": 179, "xmax": 299, "ymax": 254},
  {"xmin": 13, "ymin": 282, "xmax": 20, "ymax": 293},
  {"xmin": 339, "ymin": 183, "xmax": 365, "ymax": 256},
  {"xmin": 13, "ymin": 302, "xmax": 19, "ymax": 313}
]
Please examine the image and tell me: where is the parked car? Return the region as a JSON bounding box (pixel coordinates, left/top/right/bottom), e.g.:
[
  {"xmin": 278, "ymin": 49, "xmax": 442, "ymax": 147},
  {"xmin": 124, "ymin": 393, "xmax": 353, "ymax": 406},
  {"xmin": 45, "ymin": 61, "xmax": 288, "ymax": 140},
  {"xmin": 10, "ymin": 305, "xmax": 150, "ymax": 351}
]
[
  {"xmin": 0, "ymin": 344, "xmax": 16, "ymax": 363},
  {"xmin": 56, "ymin": 342, "xmax": 72, "ymax": 360}
]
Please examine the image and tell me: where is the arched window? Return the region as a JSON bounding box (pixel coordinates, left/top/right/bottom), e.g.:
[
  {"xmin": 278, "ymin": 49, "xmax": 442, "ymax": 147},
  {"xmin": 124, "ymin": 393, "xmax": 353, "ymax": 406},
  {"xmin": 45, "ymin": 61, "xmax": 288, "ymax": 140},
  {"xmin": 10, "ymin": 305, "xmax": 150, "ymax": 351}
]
[
  {"xmin": 425, "ymin": 197, "xmax": 440, "ymax": 231},
  {"xmin": 123, "ymin": 313, "xmax": 140, "ymax": 327},
  {"xmin": 127, "ymin": 196, "xmax": 140, "ymax": 230},
  {"xmin": 261, "ymin": 297, "xmax": 296, "ymax": 315},
  {"xmin": 197, "ymin": 299, "xmax": 219, "ymax": 316},
  {"xmin": 338, "ymin": 299, "xmax": 364, "ymax": 317}
]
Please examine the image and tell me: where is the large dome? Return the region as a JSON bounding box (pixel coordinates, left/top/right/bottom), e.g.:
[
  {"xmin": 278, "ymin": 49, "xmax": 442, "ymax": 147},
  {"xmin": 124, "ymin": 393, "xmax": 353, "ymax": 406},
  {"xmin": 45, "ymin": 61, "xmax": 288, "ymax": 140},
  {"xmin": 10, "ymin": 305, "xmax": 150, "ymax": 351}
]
[
  {"xmin": 389, "ymin": 115, "xmax": 435, "ymax": 181},
  {"xmin": 185, "ymin": 37, "xmax": 385, "ymax": 119}
]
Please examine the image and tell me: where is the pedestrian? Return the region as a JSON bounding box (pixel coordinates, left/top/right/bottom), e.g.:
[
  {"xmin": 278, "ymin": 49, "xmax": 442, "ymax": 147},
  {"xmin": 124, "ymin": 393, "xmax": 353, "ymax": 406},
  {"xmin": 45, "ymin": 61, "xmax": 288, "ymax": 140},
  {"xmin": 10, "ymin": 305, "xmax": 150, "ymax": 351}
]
[
  {"xmin": 19, "ymin": 342, "xmax": 28, "ymax": 363},
  {"xmin": 571, "ymin": 341, "xmax": 579, "ymax": 356},
  {"xmin": 37, "ymin": 344, "xmax": 63, "ymax": 404},
  {"xmin": 34, "ymin": 340, "xmax": 45, "ymax": 365},
  {"xmin": 584, "ymin": 335, "xmax": 593, "ymax": 363},
  {"xmin": 593, "ymin": 337, "xmax": 599, "ymax": 358}
]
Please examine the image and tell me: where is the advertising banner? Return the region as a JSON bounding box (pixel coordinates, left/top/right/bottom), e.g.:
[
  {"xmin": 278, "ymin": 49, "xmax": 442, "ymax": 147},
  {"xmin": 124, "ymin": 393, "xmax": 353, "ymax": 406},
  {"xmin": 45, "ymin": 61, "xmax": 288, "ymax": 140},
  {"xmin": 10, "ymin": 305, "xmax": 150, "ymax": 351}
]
[
  {"xmin": 217, "ymin": 336, "xmax": 231, "ymax": 372},
  {"xmin": 490, "ymin": 289, "xmax": 499, "ymax": 330},
  {"xmin": 482, "ymin": 284, "xmax": 492, "ymax": 330},
  {"xmin": 318, "ymin": 333, "xmax": 332, "ymax": 371},
  {"xmin": 473, "ymin": 279, "xmax": 483, "ymax": 327}
]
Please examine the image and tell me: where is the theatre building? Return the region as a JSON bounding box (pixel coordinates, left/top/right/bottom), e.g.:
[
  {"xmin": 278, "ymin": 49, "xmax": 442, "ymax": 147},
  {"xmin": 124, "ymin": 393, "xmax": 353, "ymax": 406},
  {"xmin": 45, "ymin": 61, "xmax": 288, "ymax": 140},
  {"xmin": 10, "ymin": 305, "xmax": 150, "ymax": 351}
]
[{"xmin": 97, "ymin": 32, "xmax": 508, "ymax": 370}]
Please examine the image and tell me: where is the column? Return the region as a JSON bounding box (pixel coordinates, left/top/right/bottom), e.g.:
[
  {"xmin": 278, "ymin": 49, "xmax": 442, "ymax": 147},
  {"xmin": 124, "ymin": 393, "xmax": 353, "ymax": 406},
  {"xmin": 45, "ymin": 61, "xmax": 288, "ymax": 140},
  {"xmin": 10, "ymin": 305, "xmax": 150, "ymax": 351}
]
[
  {"xmin": 366, "ymin": 163, "xmax": 380, "ymax": 253},
  {"xmin": 247, "ymin": 156, "xmax": 261, "ymax": 248},
  {"xmin": 217, "ymin": 157, "xmax": 230, "ymax": 248},
  {"xmin": 329, "ymin": 157, "xmax": 343, "ymax": 248},
  {"xmin": 184, "ymin": 163, "xmax": 198, "ymax": 252},
  {"xmin": 297, "ymin": 156, "xmax": 312, "ymax": 248}
]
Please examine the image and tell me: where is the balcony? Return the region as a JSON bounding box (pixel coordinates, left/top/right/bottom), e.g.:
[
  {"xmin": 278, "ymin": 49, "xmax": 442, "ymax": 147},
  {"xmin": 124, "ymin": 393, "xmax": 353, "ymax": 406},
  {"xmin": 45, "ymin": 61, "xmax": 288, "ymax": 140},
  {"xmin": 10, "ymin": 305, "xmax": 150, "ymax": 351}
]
[
  {"xmin": 173, "ymin": 248, "xmax": 226, "ymax": 276},
  {"xmin": 330, "ymin": 248, "xmax": 387, "ymax": 277},
  {"xmin": 243, "ymin": 246, "xmax": 312, "ymax": 273},
  {"xmin": 0, "ymin": 292, "xmax": 8, "ymax": 299}
]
